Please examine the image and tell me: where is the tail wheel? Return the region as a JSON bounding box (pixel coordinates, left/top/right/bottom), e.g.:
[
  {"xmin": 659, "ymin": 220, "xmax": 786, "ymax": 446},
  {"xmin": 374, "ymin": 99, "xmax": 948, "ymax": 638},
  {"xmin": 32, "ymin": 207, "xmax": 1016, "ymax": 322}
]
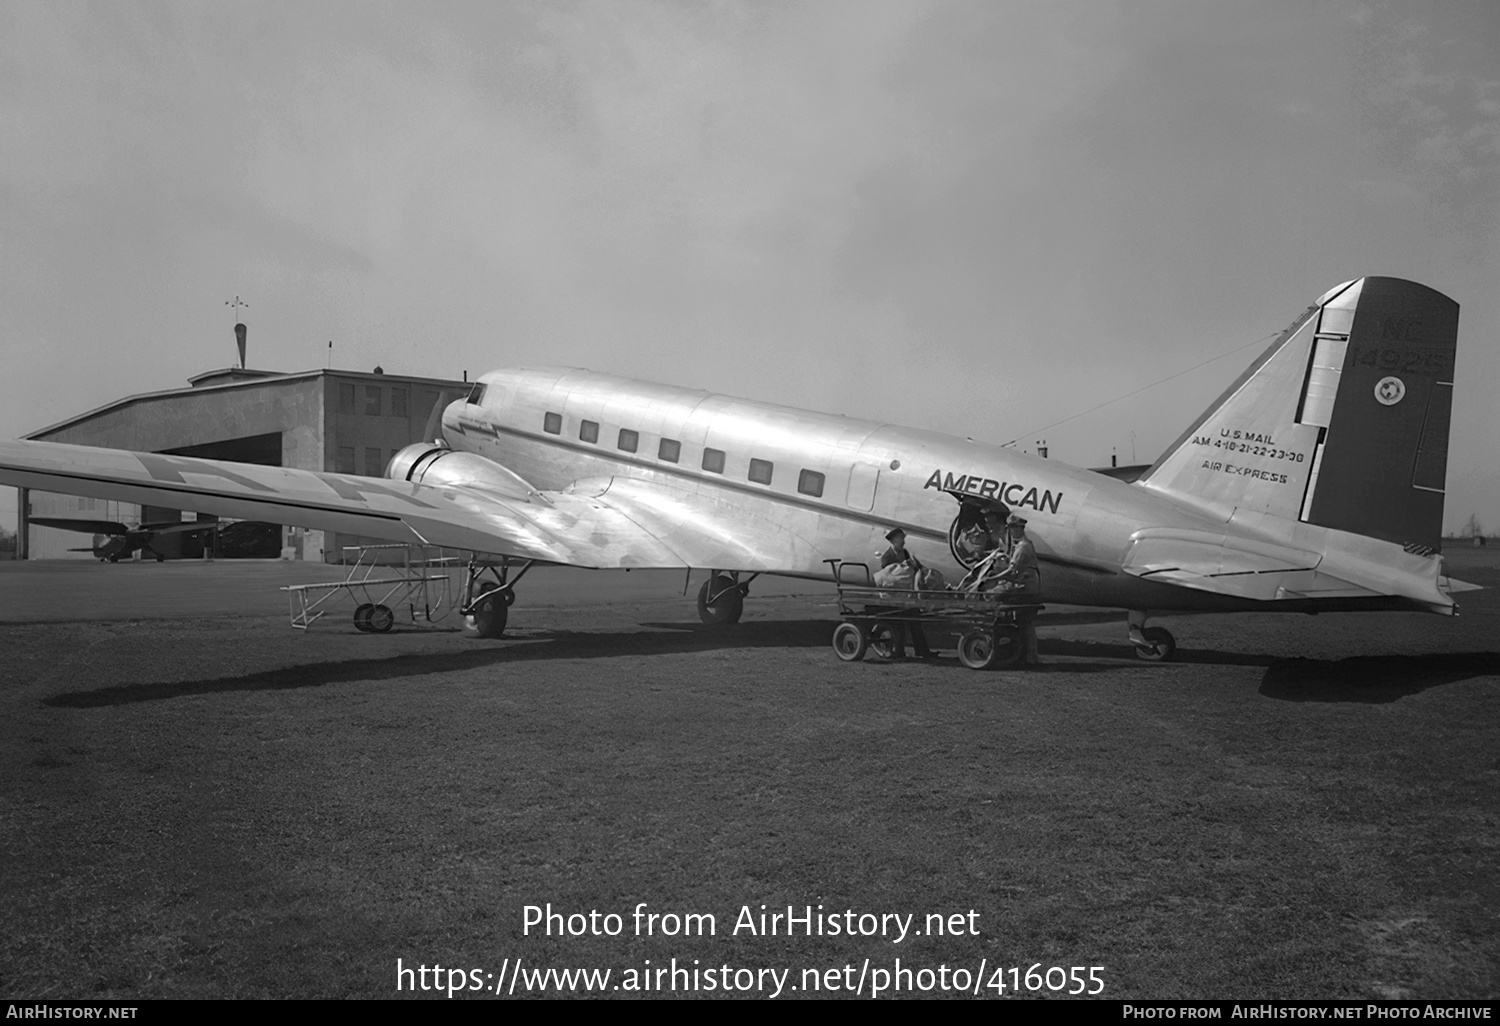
[
  {"xmin": 868, "ymin": 622, "xmax": 900, "ymax": 660},
  {"xmin": 696, "ymin": 574, "xmax": 744, "ymax": 625},
  {"xmin": 1133, "ymin": 626, "xmax": 1176, "ymax": 662},
  {"xmin": 832, "ymin": 622, "xmax": 868, "ymax": 662},
  {"xmin": 463, "ymin": 582, "xmax": 510, "ymax": 639},
  {"xmin": 368, "ymin": 604, "xmax": 395, "ymax": 633},
  {"xmin": 353, "ymin": 603, "xmax": 375, "ymax": 632}
]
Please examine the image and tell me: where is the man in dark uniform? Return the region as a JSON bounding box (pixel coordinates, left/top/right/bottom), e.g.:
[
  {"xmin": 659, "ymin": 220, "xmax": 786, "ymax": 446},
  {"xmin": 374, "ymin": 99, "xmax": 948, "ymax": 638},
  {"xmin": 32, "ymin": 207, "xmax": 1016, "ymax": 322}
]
[
  {"xmin": 879, "ymin": 527, "xmax": 936, "ymax": 659},
  {"xmin": 992, "ymin": 515, "xmax": 1042, "ymax": 663}
]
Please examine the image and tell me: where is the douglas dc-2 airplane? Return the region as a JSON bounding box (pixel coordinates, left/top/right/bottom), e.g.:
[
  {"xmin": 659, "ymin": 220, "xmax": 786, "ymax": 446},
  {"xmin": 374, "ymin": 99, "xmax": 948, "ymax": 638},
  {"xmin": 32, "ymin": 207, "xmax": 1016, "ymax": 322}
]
[
  {"xmin": 28, "ymin": 515, "xmax": 216, "ymax": 562},
  {"xmin": 0, "ymin": 277, "xmax": 1475, "ymax": 659}
]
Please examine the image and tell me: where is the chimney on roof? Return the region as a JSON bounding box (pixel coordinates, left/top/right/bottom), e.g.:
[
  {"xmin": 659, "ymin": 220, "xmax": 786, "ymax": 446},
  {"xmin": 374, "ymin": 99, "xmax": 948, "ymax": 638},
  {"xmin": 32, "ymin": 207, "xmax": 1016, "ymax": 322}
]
[{"xmin": 234, "ymin": 323, "xmax": 247, "ymax": 369}]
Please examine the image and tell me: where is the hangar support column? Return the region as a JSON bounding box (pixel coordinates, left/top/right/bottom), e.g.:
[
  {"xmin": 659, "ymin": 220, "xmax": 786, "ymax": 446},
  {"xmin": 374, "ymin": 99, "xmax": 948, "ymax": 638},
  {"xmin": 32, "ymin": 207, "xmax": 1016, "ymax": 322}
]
[{"xmin": 16, "ymin": 487, "xmax": 28, "ymax": 560}]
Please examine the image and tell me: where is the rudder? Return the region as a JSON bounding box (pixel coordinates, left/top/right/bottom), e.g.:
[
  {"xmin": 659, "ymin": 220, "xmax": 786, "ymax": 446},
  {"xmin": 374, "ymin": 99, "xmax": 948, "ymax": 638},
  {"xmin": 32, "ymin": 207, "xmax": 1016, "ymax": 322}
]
[{"xmin": 1141, "ymin": 277, "xmax": 1459, "ymax": 550}]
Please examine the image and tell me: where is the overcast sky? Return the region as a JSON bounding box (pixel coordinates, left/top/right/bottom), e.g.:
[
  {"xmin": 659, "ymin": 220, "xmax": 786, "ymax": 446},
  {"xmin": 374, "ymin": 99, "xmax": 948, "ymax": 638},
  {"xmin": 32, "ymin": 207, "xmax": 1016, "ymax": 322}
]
[{"xmin": 2, "ymin": 1, "xmax": 1496, "ymax": 533}]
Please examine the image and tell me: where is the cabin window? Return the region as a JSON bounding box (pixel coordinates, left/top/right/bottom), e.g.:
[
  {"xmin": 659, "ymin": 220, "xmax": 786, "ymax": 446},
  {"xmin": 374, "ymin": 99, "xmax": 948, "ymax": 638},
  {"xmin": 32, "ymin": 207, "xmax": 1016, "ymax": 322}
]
[
  {"xmin": 543, "ymin": 412, "xmax": 562, "ymax": 434},
  {"xmin": 391, "ymin": 387, "xmax": 408, "ymax": 417},
  {"xmin": 748, "ymin": 458, "xmax": 774, "ymax": 486},
  {"xmin": 365, "ymin": 386, "xmax": 382, "ymax": 416},
  {"xmin": 798, "ymin": 469, "xmax": 825, "ymax": 497},
  {"xmin": 702, "ymin": 447, "xmax": 726, "ymax": 474},
  {"xmin": 580, "ymin": 420, "xmax": 599, "ymax": 443},
  {"xmin": 659, "ymin": 438, "xmax": 681, "ymax": 463},
  {"xmin": 338, "ymin": 383, "xmax": 356, "ymax": 414},
  {"xmin": 466, "ymin": 383, "xmax": 486, "ymax": 406},
  {"xmin": 618, "ymin": 428, "xmax": 639, "ymax": 453}
]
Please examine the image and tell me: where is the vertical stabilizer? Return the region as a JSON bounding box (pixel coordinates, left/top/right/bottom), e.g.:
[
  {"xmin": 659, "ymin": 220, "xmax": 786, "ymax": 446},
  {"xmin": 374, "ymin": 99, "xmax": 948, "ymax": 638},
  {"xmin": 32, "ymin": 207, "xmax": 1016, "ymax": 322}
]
[{"xmin": 1141, "ymin": 278, "xmax": 1458, "ymax": 550}]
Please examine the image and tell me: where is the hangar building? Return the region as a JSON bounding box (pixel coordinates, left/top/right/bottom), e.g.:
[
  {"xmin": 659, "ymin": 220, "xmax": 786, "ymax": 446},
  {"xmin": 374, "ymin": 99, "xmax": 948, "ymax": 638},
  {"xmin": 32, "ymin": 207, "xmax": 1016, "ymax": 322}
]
[{"xmin": 19, "ymin": 349, "xmax": 468, "ymax": 562}]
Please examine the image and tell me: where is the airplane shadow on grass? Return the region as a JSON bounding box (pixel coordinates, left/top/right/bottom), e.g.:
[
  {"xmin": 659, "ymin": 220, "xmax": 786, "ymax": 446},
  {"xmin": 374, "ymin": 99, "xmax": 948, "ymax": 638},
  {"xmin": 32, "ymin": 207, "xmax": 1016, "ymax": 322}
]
[
  {"xmin": 1257, "ymin": 651, "xmax": 1500, "ymax": 704},
  {"xmin": 39, "ymin": 617, "xmax": 1500, "ymax": 708}
]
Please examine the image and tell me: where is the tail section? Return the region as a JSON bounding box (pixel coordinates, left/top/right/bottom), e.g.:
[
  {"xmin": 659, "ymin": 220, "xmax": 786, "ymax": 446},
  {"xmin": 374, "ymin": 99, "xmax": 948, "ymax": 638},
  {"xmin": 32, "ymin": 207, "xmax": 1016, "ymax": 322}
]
[{"xmin": 1141, "ymin": 277, "xmax": 1458, "ymax": 550}]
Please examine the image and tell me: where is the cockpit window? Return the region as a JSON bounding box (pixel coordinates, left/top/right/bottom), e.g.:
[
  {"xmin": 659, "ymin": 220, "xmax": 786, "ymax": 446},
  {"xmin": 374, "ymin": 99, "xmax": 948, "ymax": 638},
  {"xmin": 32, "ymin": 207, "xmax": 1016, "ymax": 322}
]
[{"xmin": 466, "ymin": 383, "xmax": 486, "ymax": 405}]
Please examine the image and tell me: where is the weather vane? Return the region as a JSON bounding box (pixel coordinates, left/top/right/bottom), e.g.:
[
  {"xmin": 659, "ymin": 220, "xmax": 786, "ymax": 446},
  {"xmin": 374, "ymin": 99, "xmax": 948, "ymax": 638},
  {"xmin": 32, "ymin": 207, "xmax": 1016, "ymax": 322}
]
[{"xmin": 225, "ymin": 296, "xmax": 249, "ymax": 320}]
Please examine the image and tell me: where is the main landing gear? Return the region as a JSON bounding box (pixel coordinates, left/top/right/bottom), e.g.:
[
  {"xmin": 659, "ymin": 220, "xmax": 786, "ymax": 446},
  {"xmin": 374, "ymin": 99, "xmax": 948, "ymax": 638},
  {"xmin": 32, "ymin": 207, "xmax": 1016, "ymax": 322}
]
[
  {"xmin": 1127, "ymin": 610, "xmax": 1176, "ymax": 662},
  {"xmin": 461, "ymin": 558, "xmax": 533, "ymax": 639},
  {"xmin": 696, "ymin": 570, "xmax": 758, "ymax": 625}
]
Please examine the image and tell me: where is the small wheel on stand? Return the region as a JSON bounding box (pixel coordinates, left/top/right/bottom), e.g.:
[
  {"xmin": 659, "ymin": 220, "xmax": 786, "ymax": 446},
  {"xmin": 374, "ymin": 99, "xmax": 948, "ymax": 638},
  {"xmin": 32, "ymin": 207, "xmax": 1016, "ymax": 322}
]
[
  {"xmin": 353, "ymin": 603, "xmax": 375, "ymax": 632},
  {"xmin": 1133, "ymin": 626, "xmax": 1176, "ymax": 662},
  {"xmin": 368, "ymin": 604, "xmax": 395, "ymax": 633},
  {"xmin": 831, "ymin": 622, "xmax": 868, "ymax": 662}
]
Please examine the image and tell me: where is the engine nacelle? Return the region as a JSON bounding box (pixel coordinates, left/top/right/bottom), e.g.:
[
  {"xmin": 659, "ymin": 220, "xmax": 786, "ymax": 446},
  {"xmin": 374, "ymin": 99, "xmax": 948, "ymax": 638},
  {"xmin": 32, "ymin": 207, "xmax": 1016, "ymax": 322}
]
[{"xmin": 386, "ymin": 443, "xmax": 546, "ymax": 504}]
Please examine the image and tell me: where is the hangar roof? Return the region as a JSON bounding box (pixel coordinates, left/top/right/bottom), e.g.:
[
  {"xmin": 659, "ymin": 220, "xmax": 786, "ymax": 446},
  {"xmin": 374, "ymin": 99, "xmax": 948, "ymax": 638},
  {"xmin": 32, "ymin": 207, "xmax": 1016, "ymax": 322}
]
[{"xmin": 26, "ymin": 367, "xmax": 470, "ymax": 440}]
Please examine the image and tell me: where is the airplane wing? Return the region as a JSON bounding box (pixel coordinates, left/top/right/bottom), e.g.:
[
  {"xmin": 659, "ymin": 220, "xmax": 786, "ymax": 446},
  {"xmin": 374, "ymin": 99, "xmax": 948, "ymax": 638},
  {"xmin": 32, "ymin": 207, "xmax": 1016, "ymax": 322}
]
[
  {"xmin": 28, "ymin": 517, "xmax": 130, "ymax": 536},
  {"xmin": 0, "ymin": 440, "xmax": 812, "ymax": 570}
]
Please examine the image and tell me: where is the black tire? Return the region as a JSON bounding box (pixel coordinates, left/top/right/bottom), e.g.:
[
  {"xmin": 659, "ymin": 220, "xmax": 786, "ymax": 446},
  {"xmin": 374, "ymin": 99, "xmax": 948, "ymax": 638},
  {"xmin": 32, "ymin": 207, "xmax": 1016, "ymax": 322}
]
[
  {"xmin": 991, "ymin": 625, "xmax": 1026, "ymax": 667},
  {"xmin": 868, "ymin": 622, "xmax": 900, "ymax": 660},
  {"xmin": 696, "ymin": 575, "xmax": 744, "ymax": 625},
  {"xmin": 353, "ymin": 603, "xmax": 375, "ymax": 632},
  {"xmin": 154, "ymin": 553, "xmax": 165, "ymax": 563},
  {"xmin": 1133, "ymin": 626, "xmax": 1176, "ymax": 662},
  {"xmin": 463, "ymin": 583, "xmax": 509, "ymax": 639},
  {"xmin": 832, "ymin": 622, "xmax": 868, "ymax": 662},
  {"xmin": 368, "ymin": 604, "xmax": 395, "ymax": 633}
]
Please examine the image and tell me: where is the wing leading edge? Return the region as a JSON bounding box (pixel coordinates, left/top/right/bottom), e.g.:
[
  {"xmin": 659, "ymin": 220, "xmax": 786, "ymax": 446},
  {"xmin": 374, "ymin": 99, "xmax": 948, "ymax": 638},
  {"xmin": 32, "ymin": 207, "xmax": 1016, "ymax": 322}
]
[{"xmin": 0, "ymin": 440, "xmax": 814, "ymax": 571}]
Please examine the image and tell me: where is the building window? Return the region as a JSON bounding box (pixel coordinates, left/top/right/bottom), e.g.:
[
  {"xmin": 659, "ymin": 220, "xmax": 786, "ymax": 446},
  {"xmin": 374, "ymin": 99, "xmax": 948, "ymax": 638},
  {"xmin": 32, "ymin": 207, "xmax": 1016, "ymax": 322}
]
[
  {"xmin": 580, "ymin": 420, "xmax": 599, "ymax": 443},
  {"xmin": 798, "ymin": 469, "xmax": 825, "ymax": 497},
  {"xmin": 618, "ymin": 428, "xmax": 639, "ymax": 453},
  {"xmin": 702, "ymin": 447, "xmax": 725, "ymax": 474},
  {"xmin": 391, "ymin": 388, "xmax": 408, "ymax": 417},
  {"xmin": 748, "ymin": 458, "xmax": 774, "ymax": 485},
  {"xmin": 365, "ymin": 447, "xmax": 383, "ymax": 477},
  {"xmin": 339, "ymin": 383, "xmax": 356, "ymax": 414},
  {"xmin": 544, "ymin": 412, "xmax": 562, "ymax": 434},
  {"xmin": 659, "ymin": 438, "xmax": 681, "ymax": 463},
  {"xmin": 365, "ymin": 385, "xmax": 381, "ymax": 416},
  {"xmin": 336, "ymin": 447, "xmax": 356, "ymax": 474}
]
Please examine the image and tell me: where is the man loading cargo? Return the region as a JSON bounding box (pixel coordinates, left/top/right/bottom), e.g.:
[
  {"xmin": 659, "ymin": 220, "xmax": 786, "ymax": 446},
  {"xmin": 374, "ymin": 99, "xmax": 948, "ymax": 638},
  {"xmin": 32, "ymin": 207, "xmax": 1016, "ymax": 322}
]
[{"xmin": 879, "ymin": 528, "xmax": 937, "ymax": 660}]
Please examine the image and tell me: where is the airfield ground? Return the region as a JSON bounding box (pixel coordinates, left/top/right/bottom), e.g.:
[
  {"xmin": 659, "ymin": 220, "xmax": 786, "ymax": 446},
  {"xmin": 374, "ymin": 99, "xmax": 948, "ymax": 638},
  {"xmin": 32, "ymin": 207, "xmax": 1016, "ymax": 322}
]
[{"xmin": 1, "ymin": 553, "xmax": 1497, "ymax": 1000}]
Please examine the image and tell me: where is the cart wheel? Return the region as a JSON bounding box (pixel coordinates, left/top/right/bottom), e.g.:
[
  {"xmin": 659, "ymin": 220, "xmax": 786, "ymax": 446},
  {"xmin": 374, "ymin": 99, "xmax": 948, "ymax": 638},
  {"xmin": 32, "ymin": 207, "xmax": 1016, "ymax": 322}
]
[
  {"xmin": 1133, "ymin": 626, "xmax": 1176, "ymax": 662},
  {"xmin": 868, "ymin": 622, "xmax": 900, "ymax": 660},
  {"xmin": 696, "ymin": 574, "xmax": 744, "ymax": 625},
  {"xmin": 831, "ymin": 622, "xmax": 868, "ymax": 662},
  {"xmin": 991, "ymin": 625, "xmax": 1026, "ymax": 667},
  {"xmin": 353, "ymin": 603, "xmax": 375, "ymax": 632},
  {"xmin": 463, "ymin": 583, "xmax": 509, "ymax": 639},
  {"xmin": 957, "ymin": 630, "xmax": 997, "ymax": 670},
  {"xmin": 958, "ymin": 627, "xmax": 1025, "ymax": 670},
  {"xmin": 368, "ymin": 604, "xmax": 395, "ymax": 633}
]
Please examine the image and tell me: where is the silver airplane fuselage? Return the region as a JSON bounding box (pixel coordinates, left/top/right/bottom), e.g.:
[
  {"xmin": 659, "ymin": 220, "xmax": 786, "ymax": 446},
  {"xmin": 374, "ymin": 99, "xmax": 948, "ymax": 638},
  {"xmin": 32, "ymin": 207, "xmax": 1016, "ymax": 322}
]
[{"xmin": 432, "ymin": 367, "xmax": 1436, "ymax": 616}]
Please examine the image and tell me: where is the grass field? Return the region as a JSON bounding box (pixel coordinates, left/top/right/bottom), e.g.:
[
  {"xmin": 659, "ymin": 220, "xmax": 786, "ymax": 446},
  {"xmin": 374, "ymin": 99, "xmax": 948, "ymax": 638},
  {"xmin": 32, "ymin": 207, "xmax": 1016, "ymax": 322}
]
[{"xmin": 1, "ymin": 554, "xmax": 1497, "ymax": 999}]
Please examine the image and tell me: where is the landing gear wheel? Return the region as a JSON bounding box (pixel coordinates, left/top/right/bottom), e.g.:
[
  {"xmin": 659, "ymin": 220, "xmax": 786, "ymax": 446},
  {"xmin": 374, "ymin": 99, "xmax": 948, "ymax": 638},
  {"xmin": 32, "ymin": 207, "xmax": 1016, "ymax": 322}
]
[
  {"xmin": 1133, "ymin": 626, "xmax": 1176, "ymax": 662},
  {"xmin": 832, "ymin": 622, "xmax": 868, "ymax": 662},
  {"xmin": 154, "ymin": 553, "xmax": 165, "ymax": 563},
  {"xmin": 463, "ymin": 582, "xmax": 509, "ymax": 639},
  {"xmin": 868, "ymin": 622, "xmax": 900, "ymax": 660},
  {"xmin": 353, "ymin": 603, "xmax": 375, "ymax": 632},
  {"xmin": 368, "ymin": 604, "xmax": 395, "ymax": 633},
  {"xmin": 696, "ymin": 575, "xmax": 744, "ymax": 625}
]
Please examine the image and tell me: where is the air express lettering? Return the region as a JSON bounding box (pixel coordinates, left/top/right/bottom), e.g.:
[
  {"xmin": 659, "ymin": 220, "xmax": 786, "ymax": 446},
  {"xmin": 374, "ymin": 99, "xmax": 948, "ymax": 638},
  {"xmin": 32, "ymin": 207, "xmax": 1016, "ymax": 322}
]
[{"xmin": 922, "ymin": 470, "xmax": 1063, "ymax": 515}]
